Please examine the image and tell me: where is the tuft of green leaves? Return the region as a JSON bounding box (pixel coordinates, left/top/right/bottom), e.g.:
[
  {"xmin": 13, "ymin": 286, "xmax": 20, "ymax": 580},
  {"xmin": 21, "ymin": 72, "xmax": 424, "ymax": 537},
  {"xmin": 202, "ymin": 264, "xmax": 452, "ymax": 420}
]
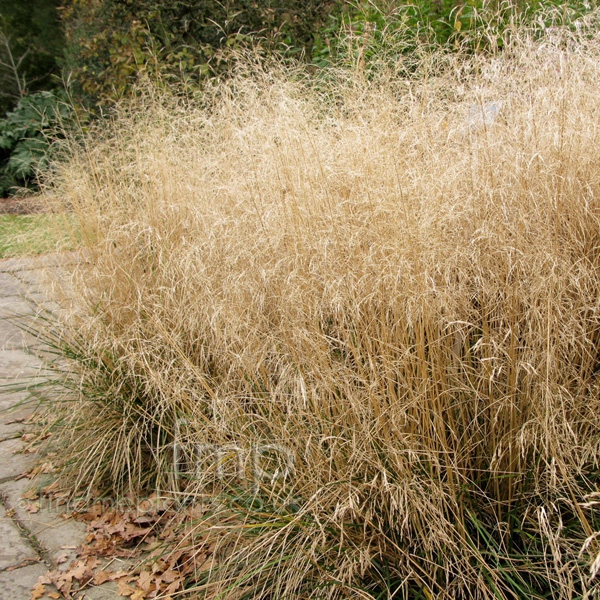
[{"xmin": 0, "ymin": 91, "xmax": 72, "ymax": 195}]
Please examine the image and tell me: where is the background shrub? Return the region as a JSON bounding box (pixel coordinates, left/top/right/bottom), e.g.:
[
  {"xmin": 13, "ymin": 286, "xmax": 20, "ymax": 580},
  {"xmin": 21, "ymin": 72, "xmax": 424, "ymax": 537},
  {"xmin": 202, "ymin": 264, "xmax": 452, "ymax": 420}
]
[
  {"xmin": 59, "ymin": 0, "xmax": 336, "ymax": 110},
  {"xmin": 311, "ymin": 0, "xmax": 595, "ymax": 71},
  {"xmin": 0, "ymin": 91, "xmax": 71, "ymax": 195},
  {"xmin": 59, "ymin": 1, "xmax": 599, "ymax": 111},
  {"xmin": 0, "ymin": 0, "xmax": 64, "ymax": 117}
]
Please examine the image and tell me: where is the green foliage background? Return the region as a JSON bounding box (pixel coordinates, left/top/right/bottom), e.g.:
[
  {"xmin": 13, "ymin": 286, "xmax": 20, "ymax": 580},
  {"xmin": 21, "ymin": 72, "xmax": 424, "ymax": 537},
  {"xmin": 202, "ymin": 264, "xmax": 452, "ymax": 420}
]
[
  {"xmin": 0, "ymin": 91, "xmax": 71, "ymax": 195},
  {"xmin": 60, "ymin": 0, "xmax": 596, "ymax": 110},
  {"xmin": 0, "ymin": 0, "xmax": 65, "ymax": 195},
  {"xmin": 60, "ymin": 0, "xmax": 337, "ymax": 109},
  {"xmin": 0, "ymin": 0, "xmax": 64, "ymax": 116}
]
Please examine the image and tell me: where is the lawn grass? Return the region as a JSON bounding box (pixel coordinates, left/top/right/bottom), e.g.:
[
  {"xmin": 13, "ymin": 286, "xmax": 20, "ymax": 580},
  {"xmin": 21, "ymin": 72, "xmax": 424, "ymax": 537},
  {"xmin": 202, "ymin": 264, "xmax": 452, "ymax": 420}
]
[{"xmin": 0, "ymin": 213, "xmax": 78, "ymax": 258}]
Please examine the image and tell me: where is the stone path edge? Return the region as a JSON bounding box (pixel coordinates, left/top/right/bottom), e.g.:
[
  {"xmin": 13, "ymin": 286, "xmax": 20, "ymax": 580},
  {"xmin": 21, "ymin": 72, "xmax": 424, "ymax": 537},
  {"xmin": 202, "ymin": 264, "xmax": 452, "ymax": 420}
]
[{"xmin": 0, "ymin": 253, "xmax": 131, "ymax": 600}]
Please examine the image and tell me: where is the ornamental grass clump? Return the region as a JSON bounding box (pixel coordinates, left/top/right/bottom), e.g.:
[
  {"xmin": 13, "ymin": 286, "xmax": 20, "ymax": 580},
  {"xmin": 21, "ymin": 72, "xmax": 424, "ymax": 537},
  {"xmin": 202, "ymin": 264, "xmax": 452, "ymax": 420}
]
[{"xmin": 42, "ymin": 17, "xmax": 600, "ymax": 599}]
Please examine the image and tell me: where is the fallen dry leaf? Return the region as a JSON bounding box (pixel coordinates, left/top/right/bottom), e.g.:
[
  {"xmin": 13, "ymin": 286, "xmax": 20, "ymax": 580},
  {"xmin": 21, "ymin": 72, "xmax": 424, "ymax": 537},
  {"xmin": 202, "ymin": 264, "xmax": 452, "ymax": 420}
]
[
  {"xmin": 93, "ymin": 570, "xmax": 111, "ymax": 585},
  {"xmin": 42, "ymin": 481, "xmax": 60, "ymax": 495},
  {"xmin": 40, "ymin": 461, "xmax": 56, "ymax": 474},
  {"xmin": 21, "ymin": 488, "xmax": 39, "ymax": 501},
  {"xmin": 161, "ymin": 569, "xmax": 180, "ymax": 584},
  {"xmin": 43, "ymin": 555, "xmax": 99, "ymax": 595},
  {"xmin": 108, "ymin": 569, "xmax": 131, "ymax": 580},
  {"xmin": 24, "ymin": 501, "xmax": 40, "ymax": 514},
  {"xmin": 30, "ymin": 583, "xmax": 46, "ymax": 600},
  {"xmin": 165, "ymin": 579, "xmax": 181, "ymax": 595},
  {"xmin": 117, "ymin": 579, "xmax": 136, "ymax": 596},
  {"xmin": 25, "ymin": 483, "xmax": 218, "ymax": 600},
  {"xmin": 137, "ymin": 570, "xmax": 153, "ymax": 592}
]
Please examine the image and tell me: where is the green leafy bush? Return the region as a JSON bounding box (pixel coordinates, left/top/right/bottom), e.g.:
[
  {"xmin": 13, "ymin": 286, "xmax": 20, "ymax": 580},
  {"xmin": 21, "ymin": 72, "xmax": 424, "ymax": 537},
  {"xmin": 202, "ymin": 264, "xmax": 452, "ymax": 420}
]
[
  {"xmin": 0, "ymin": 91, "xmax": 71, "ymax": 195},
  {"xmin": 311, "ymin": 0, "xmax": 597, "ymax": 71},
  {"xmin": 57, "ymin": 0, "xmax": 598, "ymax": 112},
  {"xmin": 0, "ymin": 0, "xmax": 65, "ymax": 117},
  {"xmin": 59, "ymin": 0, "xmax": 335, "ymax": 110}
]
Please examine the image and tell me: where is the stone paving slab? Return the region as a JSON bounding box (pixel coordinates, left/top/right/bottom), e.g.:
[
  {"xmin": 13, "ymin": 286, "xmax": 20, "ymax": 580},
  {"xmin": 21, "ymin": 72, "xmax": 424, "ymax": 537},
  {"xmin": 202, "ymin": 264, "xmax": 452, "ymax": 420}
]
[
  {"xmin": 14, "ymin": 269, "xmax": 75, "ymax": 294},
  {"xmin": 0, "ymin": 272, "xmax": 27, "ymax": 298},
  {"xmin": 0, "ymin": 297, "xmax": 50, "ymax": 318},
  {"xmin": 0, "ymin": 256, "xmax": 53, "ymax": 600},
  {"xmin": 0, "ymin": 478, "xmax": 87, "ymax": 566},
  {"xmin": 0, "ymin": 437, "xmax": 38, "ymax": 480},
  {"xmin": 0, "ymin": 504, "xmax": 38, "ymax": 568},
  {"xmin": 0, "ymin": 252, "xmax": 81, "ymax": 274},
  {"xmin": 0, "ymin": 388, "xmax": 30, "ymax": 410},
  {"xmin": 0, "ymin": 297, "xmax": 31, "ymax": 315},
  {"xmin": 0, "ymin": 254, "xmax": 79, "ymax": 599},
  {"xmin": 0, "ymin": 348, "xmax": 47, "ymax": 380},
  {"xmin": 12, "ymin": 269, "xmax": 47, "ymax": 288},
  {"xmin": 0, "ymin": 563, "xmax": 48, "ymax": 597},
  {"xmin": 0, "ymin": 379, "xmax": 47, "ymax": 407},
  {"xmin": 0, "ymin": 318, "xmax": 37, "ymax": 351},
  {"xmin": 0, "ymin": 406, "xmax": 33, "ymax": 441},
  {"xmin": 0, "ymin": 401, "xmax": 38, "ymax": 444}
]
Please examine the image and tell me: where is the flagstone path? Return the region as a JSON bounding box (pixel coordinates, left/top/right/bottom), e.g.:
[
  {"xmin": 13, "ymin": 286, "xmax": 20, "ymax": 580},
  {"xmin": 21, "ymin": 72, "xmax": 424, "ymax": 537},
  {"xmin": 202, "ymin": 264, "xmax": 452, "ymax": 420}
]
[{"xmin": 0, "ymin": 255, "xmax": 128, "ymax": 599}]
